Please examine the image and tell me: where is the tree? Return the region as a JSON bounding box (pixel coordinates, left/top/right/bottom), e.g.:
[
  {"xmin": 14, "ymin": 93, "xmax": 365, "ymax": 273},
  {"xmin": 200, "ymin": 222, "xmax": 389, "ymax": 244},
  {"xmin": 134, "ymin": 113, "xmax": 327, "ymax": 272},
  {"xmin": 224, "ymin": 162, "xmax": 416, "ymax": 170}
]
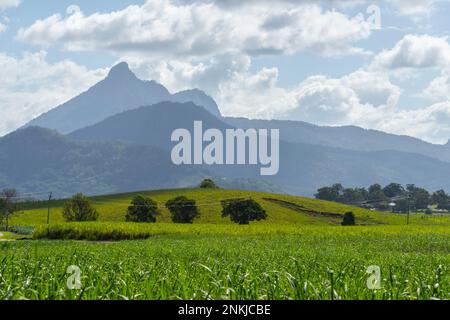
[
  {"xmin": 315, "ymin": 183, "xmax": 344, "ymax": 202},
  {"xmin": 199, "ymin": 179, "xmax": 219, "ymax": 189},
  {"xmin": 62, "ymin": 193, "xmax": 98, "ymax": 222},
  {"xmin": 165, "ymin": 196, "xmax": 199, "ymax": 223},
  {"xmin": 342, "ymin": 187, "xmax": 368, "ymax": 204},
  {"xmin": 409, "ymin": 186, "xmax": 430, "ymax": 210},
  {"xmin": 431, "ymin": 190, "xmax": 449, "ymax": 210},
  {"xmin": 341, "ymin": 212, "xmax": 355, "ymax": 226},
  {"xmin": 0, "ymin": 189, "xmax": 18, "ymax": 230},
  {"xmin": 368, "ymin": 184, "xmax": 386, "ymax": 201},
  {"xmin": 383, "ymin": 183, "xmax": 405, "ymax": 198},
  {"xmin": 367, "ymin": 184, "xmax": 388, "ymax": 209},
  {"xmin": 126, "ymin": 196, "xmax": 159, "ymax": 222},
  {"xmin": 221, "ymin": 198, "xmax": 267, "ymax": 225}
]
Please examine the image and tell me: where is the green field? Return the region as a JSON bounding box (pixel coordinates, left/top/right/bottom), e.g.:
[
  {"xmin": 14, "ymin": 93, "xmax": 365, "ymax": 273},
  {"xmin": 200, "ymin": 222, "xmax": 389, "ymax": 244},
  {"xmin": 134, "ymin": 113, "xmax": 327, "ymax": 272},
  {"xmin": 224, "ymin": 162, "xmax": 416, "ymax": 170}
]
[{"xmin": 2, "ymin": 188, "xmax": 450, "ymax": 300}]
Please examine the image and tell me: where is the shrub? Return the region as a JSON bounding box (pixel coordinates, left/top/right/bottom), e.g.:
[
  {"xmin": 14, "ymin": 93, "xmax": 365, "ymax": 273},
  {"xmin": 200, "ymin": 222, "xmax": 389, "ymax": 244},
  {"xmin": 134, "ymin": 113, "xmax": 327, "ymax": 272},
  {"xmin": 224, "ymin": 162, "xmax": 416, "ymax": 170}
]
[
  {"xmin": 199, "ymin": 179, "xmax": 219, "ymax": 189},
  {"xmin": 126, "ymin": 196, "xmax": 159, "ymax": 222},
  {"xmin": 221, "ymin": 199, "xmax": 267, "ymax": 225},
  {"xmin": 165, "ymin": 196, "xmax": 199, "ymax": 224},
  {"xmin": 342, "ymin": 212, "xmax": 356, "ymax": 226},
  {"xmin": 425, "ymin": 208, "xmax": 433, "ymax": 215},
  {"xmin": 62, "ymin": 193, "xmax": 98, "ymax": 222}
]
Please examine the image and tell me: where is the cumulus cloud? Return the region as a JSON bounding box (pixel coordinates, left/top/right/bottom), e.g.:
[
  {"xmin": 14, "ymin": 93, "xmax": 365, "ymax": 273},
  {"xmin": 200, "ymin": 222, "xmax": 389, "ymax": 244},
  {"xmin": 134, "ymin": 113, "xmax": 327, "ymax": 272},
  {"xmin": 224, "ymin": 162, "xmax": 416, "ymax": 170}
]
[
  {"xmin": 17, "ymin": 0, "xmax": 372, "ymax": 58},
  {"xmin": 372, "ymin": 34, "xmax": 450, "ymax": 71},
  {"xmin": 280, "ymin": 69, "xmax": 450, "ymax": 143},
  {"xmin": 0, "ymin": 52, "xmax": 106, "ymax": 136},
  {"xmin": 282, "ymin": 70, "xmax": 400, "ymax": 127},
  {"xmin": 124, "ymin": 52, "xmax": 252, "ymax": 95}
]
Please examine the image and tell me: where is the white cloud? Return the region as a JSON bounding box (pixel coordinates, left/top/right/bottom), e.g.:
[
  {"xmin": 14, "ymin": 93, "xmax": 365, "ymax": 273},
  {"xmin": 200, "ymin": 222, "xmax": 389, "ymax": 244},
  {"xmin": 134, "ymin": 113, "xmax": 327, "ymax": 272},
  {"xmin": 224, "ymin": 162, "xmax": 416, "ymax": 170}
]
[
  {"xmin": 376, "ymin": 101, "xmax": 450, "ymax": 143},
  {"xmin": 0, "ymin": 0, "xmax": 19, "ymax": 10},
  {"xmin": 423, "ymin": 71, "xmax": 450, "ymax": 100},
  {"xmin": 0, "ymin": 22, "xmax": 6, "ymax": 33},
  {"xmin": 280, "ymin": 70, "xmax": 450, "ymax": 144},
  {"xmin": 281, "ymin": 70, "xmax": 400, "ymax": 127},
  {"xmin": 372, "ymin": 34, "xmax": 450, "ymax": 71},
  {"xmin": 0, "ymin": 51, "xmax": 107, "ymax": 136},
  {"xmin": 17, "ymin": 0, "xmax": 372, "ymax": 58}
]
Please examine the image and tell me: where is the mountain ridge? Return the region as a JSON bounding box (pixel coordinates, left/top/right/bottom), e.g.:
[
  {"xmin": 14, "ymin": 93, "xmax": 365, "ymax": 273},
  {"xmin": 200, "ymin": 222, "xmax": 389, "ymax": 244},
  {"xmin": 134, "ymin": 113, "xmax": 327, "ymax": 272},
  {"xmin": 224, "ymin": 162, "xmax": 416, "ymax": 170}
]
[
  {"xmin": 24, "ymin": 62, "xmax": 221, "ymax": 134},
  {"xmin": 69, "ymin": 101, "xmax": 450, "ymax": 196}
]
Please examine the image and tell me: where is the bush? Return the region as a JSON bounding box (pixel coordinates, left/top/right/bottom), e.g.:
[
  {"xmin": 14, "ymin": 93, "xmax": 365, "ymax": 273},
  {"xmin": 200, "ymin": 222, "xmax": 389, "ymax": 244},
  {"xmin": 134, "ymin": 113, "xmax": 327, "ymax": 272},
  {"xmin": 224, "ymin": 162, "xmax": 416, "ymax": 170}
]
[
  {"xmin": 341, "ymin": 212, "xmax": 356, "ymax": 226},
  {"xmin": 62, "ymin": 193, "xmax": 98, "ymax": 222},
  {"xmin": 425, "ymin": 208, "xmax": 433, "ymax": 215},
  {"xmin": 199, "ymin": 179, "xmax": 219, "ymax": 189},
  {"xmin": 126, "ymin": 196, "xmax": 159, "ymax": 222},
  {"xmin": 221, "ymin": 199, "xmax": 267, "ymax": 225},
  {"xmin": 165, "ymin": 196, "xmax": 199, "ymax": 224}
]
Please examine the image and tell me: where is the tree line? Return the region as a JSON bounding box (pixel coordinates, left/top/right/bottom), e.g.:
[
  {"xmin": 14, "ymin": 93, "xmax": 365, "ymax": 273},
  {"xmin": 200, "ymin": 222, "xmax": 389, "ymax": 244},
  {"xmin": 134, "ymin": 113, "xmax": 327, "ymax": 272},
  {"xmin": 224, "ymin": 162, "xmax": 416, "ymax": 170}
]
[
  {"xmin": 62, "ymin": 194, "xmax": 267, "ymax": 225},
  {"xmin": 57, "ymin": 179, "xmax": 268, "ymax": 226},
  {"xmin": 315, "ymin": 183, "xmax": 450, "ymax": 212}
]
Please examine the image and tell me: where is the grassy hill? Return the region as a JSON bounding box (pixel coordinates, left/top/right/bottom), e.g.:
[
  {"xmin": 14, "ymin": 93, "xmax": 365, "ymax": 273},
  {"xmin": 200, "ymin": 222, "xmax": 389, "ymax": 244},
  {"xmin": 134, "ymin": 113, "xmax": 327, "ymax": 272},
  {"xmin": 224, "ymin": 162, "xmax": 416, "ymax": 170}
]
[{"xmin": 11, "ymin": 188, "xmax": 450, "ymax": 227}]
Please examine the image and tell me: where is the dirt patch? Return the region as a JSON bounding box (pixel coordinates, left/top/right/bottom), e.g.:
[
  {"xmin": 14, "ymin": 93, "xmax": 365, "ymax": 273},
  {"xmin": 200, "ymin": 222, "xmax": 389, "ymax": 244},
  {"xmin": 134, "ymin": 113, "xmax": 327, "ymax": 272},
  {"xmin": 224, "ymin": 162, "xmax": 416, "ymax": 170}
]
[
  {"xmin": 263, "ymin": 198, "xmax": 381, "ymax": 225},
  {"xmin": 263, "ymin": 197, "xmax": 343, "ymax": 224}
]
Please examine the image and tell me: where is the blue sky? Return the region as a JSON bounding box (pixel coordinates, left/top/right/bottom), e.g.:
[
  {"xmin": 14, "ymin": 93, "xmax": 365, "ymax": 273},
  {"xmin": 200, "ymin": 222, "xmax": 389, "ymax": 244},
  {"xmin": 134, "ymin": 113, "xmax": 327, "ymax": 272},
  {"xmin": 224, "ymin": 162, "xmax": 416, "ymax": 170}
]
[{"xmin": 1, "ymin": 0, "xmax": 450, "ymax": 143}]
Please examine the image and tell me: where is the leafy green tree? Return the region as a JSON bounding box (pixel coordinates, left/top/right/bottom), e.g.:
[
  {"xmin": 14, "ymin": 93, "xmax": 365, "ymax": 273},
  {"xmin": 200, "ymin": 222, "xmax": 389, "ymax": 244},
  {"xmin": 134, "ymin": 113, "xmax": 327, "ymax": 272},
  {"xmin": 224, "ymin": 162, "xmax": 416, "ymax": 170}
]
[
  {"xmin": 221, "ymin": 199, "xmax": 267, "ymax": 225},
  {"xmin": 0, "ymin": 189, "xmax": 18, "ymax": 230},
  {"xmin": 62, "ymin": 193, "xmax": 98, "ymax": 222},
  {"xmin": 315, "ymin": 183, "xmax": 344, "ymax": 202},
  {"xmin": 431, "ymin": 190, "xmax": 449, "ymax": 210},
  {"xmin": 368, "ymin": 184, "xmax": 387, "ymax": 201},
  {"xmin": 199, "ymin": 178, "xmax": 219, "ymax": 189},
  {"xmin": 383, "ymin": 183, "xmax": 405, "ymax": 198},
  {"xmin": 165, "ymin": 196, "xmax": 199, "ymax": 223},
  {"xmin": 341, "ymin": 212, "xmax": 355, "ymax": 226},
  {"xmin": 126, "ymin": 195, "xmax": 159, "ymax": 222},
  {"xmin": 342, "ymin": 187, "xmax": 368, "ymax": 204},
  {"xmin": 408, "ymin": 185, "xmax": 430, "ymax": 210}
]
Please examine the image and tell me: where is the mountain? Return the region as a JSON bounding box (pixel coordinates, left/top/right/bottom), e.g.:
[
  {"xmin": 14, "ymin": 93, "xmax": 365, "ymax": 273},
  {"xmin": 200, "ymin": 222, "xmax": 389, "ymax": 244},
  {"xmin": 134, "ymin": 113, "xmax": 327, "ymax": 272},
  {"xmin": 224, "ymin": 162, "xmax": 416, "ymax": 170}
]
[
  {"xmin": 24, "ymin": 62, "xmax": 221, "ymax": 134},
  {"xmin": 70, "ymin": 101, "xmax": 229, "ymax": 149},
  {"xmin": 70, "ymin": 101, "xmax": 450, "ymax": 195},
  {"xmin": 0, "ymin": 126, "xmax": 208, "ymax": 198},
  {"xmin": 23, "ymin": 60, "xmax": 450, "ymax": 164},
  {"xmin": 11, "ymin": 61, "xmax": 450, "ymax": 196},
  {"xmin": 224, "ymin": 117, "xmax": 450, "ymax": 163}
]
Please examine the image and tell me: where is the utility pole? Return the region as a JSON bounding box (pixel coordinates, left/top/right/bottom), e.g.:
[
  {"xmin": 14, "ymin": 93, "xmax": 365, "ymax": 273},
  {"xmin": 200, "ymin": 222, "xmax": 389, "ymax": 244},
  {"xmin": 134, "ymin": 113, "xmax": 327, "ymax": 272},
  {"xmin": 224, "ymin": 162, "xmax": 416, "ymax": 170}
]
[
  {"xmin": 47, "ymin": 192, "xmax": 52, "ymax": 225},
  {"xmin": 407, "ymin": 194, "xmax": 411, "ymax": 225}
]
